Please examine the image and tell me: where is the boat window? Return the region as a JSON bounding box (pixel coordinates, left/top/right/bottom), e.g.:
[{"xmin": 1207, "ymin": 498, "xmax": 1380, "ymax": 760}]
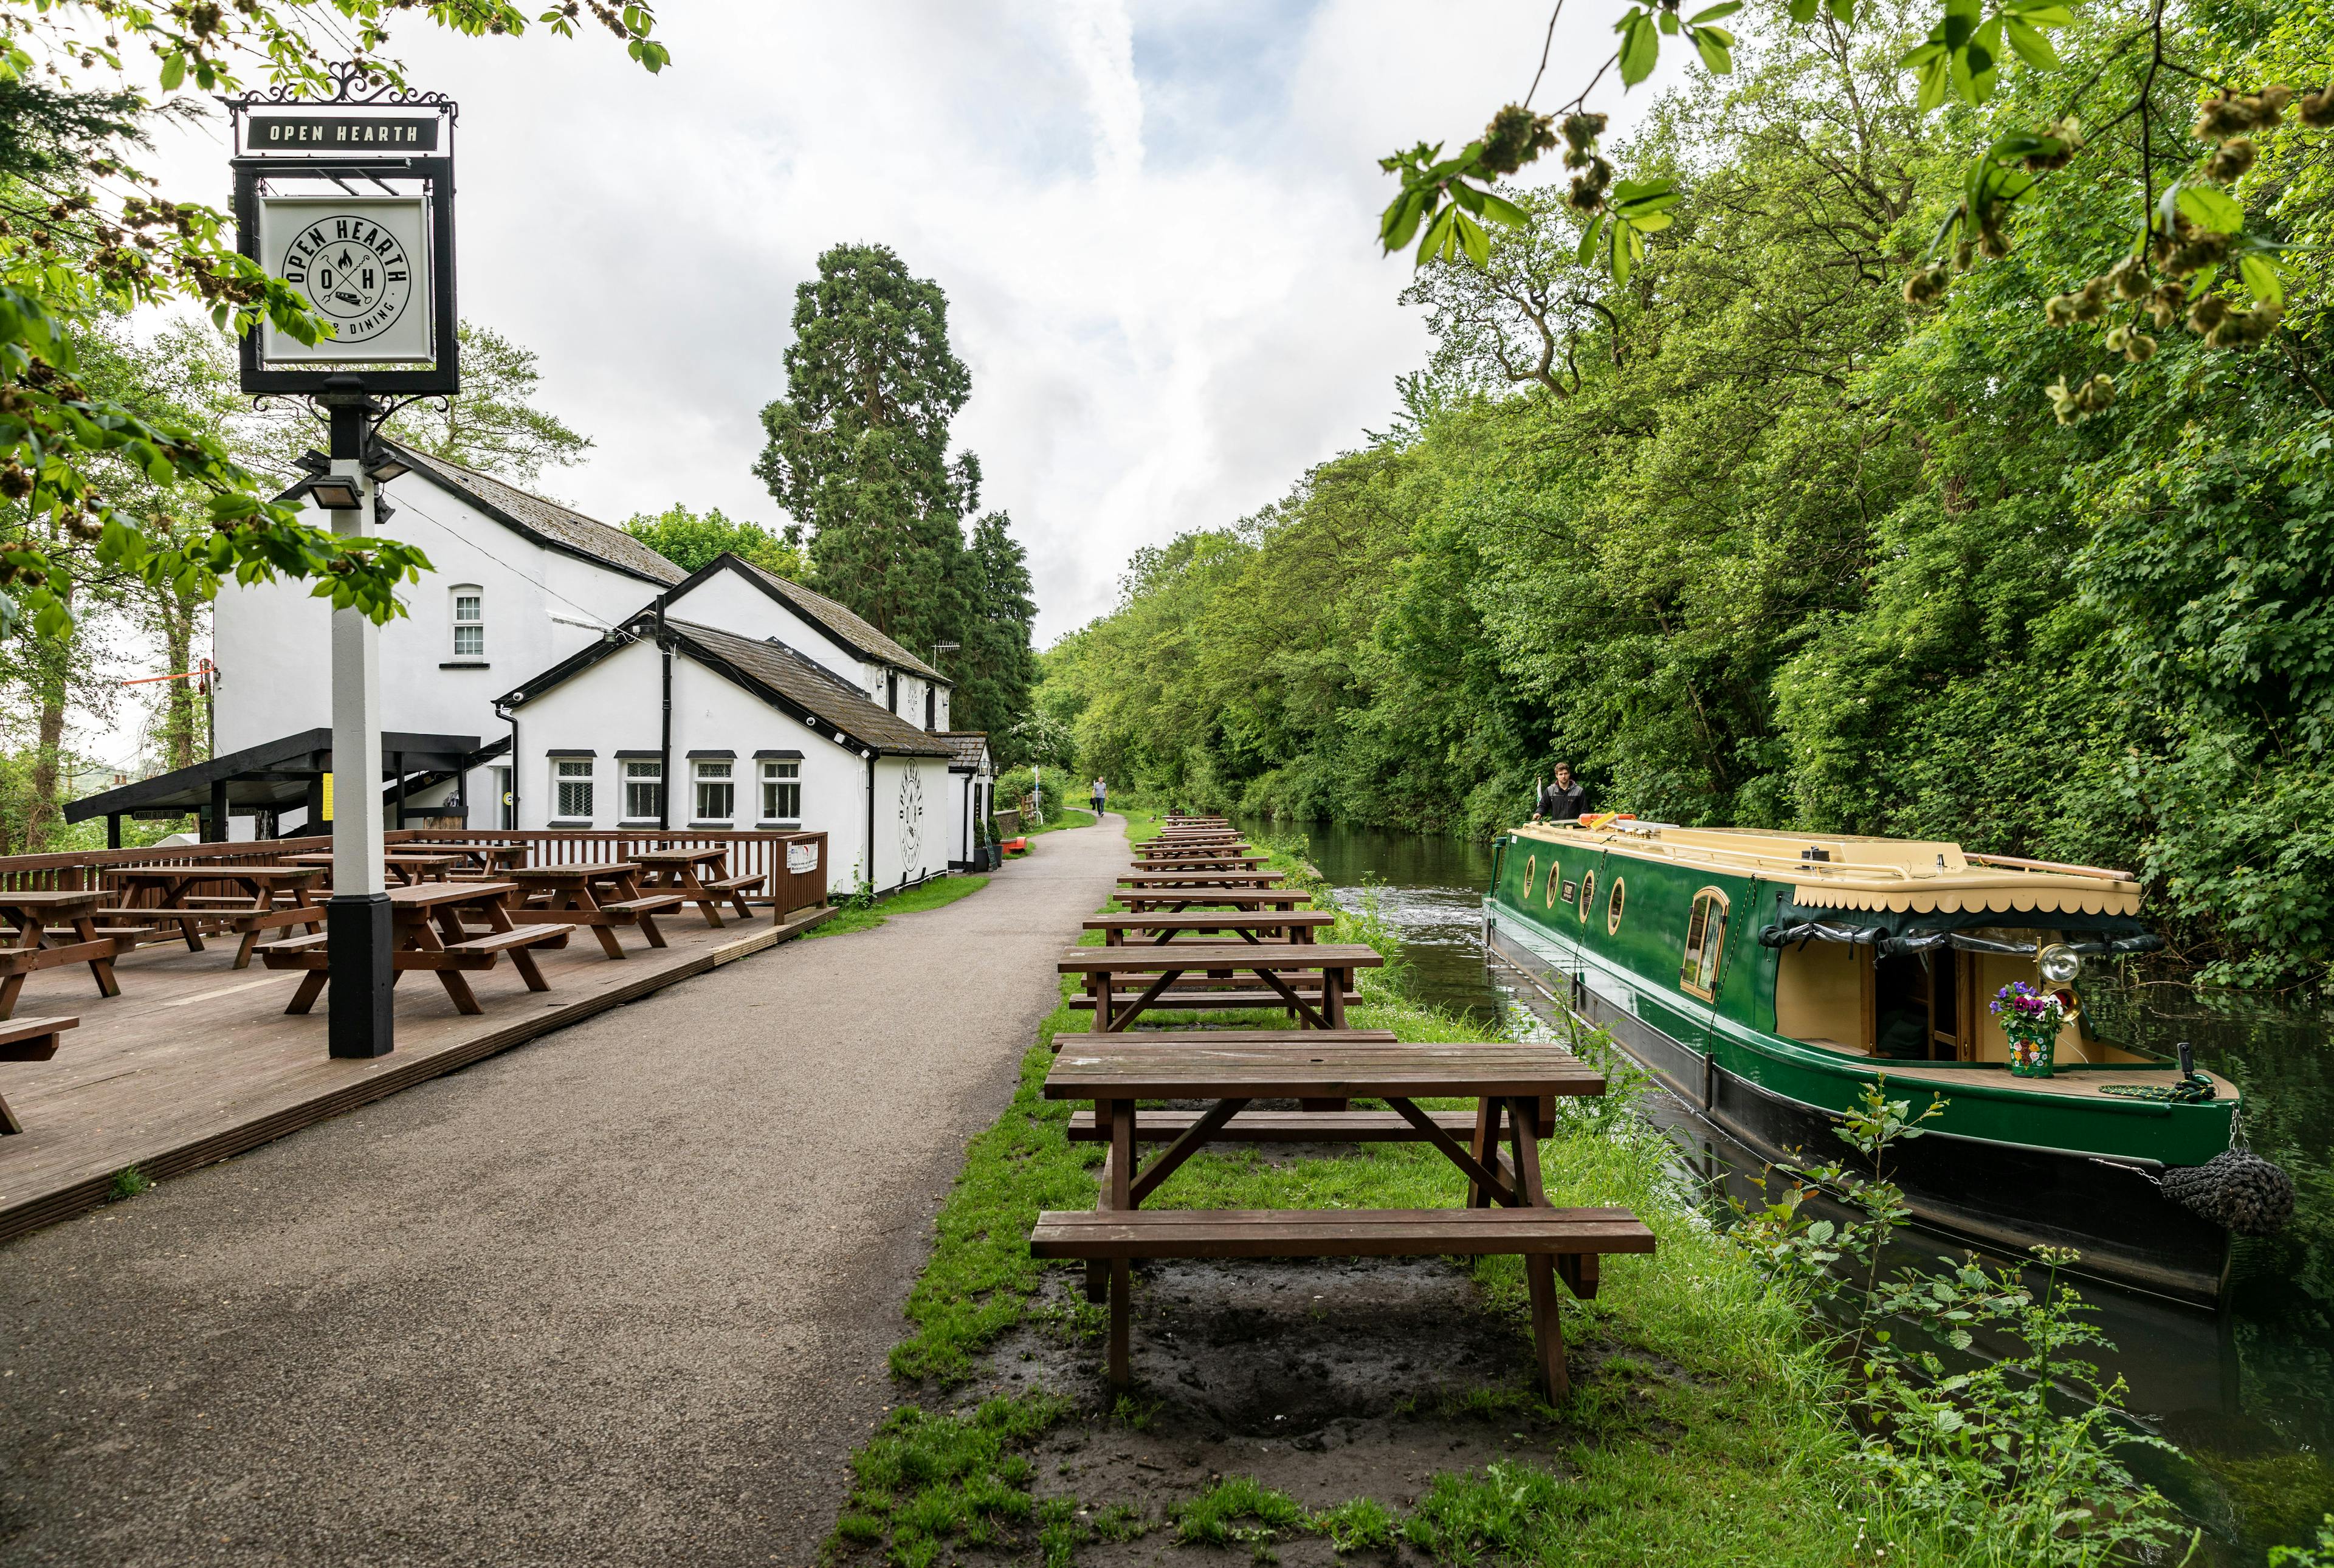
[
  {"xmin": 1546, "ymin": 861, "xmax": 1561, "ymax": 906},
  {"xmin": 1521, "ymin": 856, "xmax": 1537, "ymax": 901},
  {"xmin": 1679, "ymin": 887, "xmax": 1730, "ymax": 999},
  {"xmin": 1578, "ymin": 869, "xmax": 1596, "ymax": 923},
  {"xmin": 1607, "ymin": 878, "xmax": 1626, "ymax": 934}
]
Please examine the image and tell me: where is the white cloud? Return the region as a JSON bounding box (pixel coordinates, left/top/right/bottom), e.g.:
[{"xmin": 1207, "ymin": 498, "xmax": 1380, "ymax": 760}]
[{"xmin": 141, "ymin": 0, "xmax": 1687, "ymax": 648}]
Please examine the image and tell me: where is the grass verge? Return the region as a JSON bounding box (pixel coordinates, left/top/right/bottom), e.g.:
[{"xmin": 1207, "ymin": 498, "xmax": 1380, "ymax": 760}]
[
  {"xmin": 834, "ymin": 808, "xmax": 1965, "ymax": 1567},
  {"xmin": 809, "ymin": 873, "xmax": 991, "ymax": 940}
]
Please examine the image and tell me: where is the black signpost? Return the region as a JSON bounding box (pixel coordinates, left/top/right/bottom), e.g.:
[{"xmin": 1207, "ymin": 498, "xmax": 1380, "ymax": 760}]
[{"xmin": 227, "ymin": 64, "xmax": 461, "ymax": 1061}]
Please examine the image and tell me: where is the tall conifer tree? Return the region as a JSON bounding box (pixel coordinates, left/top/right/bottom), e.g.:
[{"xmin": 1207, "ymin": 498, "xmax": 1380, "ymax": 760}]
[
  {"xmin": 954, "ymin": 511, "xmax": 1039, "ymax": 756},
  {"xmin": 754, "ymin": 244, "xmax": 976, "ymax": 661}
]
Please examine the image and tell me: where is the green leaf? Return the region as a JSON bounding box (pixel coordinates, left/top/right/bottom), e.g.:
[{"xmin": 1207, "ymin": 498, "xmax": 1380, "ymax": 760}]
[
  {"xmin": 1478, "ymin": 190, "xmax": 1529, "ymax": 229},
  {"xmin": 2003, "ymin": 18, "xmax": 2058, "ymax": 67},
  {"xmin": 1688, "ymin": 0, "xmax": 1743, "ymax": 16},
  {"xmin": 1630, "ymin": 210, "xmax": 1675, "ymax": 232},
  {"xmin": 1659, "ymin": 8, "xmax": 1681, "ymax": 32},
  {"xmin": 2177, "ymin": 184, "xmax": 2245, "ymax": 235},
  {"xmin": 1692, "ymin": 26, "xmax": 1734, "ymax": 73},
  {"xmin": 1914, "ymin": 49, "xmax": 1951, "ymax": 109},
  {"xmin": 1617, "ymin": 9, "xmax": 1661, "ymax": 86},
  {"xmin": 1576, "ymin": 212, "xmax": 1607, "ymax": 266},
  {"xmin": 1381, "ymin": 188, "xmax": 1429, "ymax": 252},
  {"xmin": 158, "ymin": 51, "xmax": 185, "ymax": 91},
  {"xmin": 2239, "ymin": 252, "xmax": 2285, "ymax": 305},
  {"xmin": 1611, "ymin": 176, "xmax": 1681, "ymax": 210},
  {"xmin": 1416, "ymin": 204, "xmax": 1458, "ymax": 265},
  {"xmin": 1828, "ymin": 0, "xmax": 1854, "ymax": 19},
  {"xmin": 1789, "ymin": 0, "xmax": 1819, "ymax": 19},
  {"xmin": 1450, "ymin": 179, "xmax": 1485, "ymax": 215},
  {"xmin": 1455, "ymin": 210, "xmax": 1490, "ymax": 267}
]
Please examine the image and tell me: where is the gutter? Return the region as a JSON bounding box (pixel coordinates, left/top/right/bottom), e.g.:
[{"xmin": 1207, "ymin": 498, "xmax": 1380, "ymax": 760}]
[{"xmin": 657, "ymin": 602, "xmax": 673, "ymax": 831}]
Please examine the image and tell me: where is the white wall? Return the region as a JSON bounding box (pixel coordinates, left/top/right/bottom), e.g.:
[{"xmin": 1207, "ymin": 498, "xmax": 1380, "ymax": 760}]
[
  {"xmin": 867, "ymin": 754, "xmax": 952, "ymax": 889},
  {"xmin": 509, "ymin": 638, "xmax": 904, "ymax": 897},
  {"xmin": 660, "ymin": 565, "xmax": 956, "ymax": 732}
]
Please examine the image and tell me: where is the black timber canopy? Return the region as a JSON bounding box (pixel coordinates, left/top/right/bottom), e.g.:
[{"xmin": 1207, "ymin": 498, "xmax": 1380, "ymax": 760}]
[{"xmin": 63, "ymin": 728, "xmax": 503, "ymax": 840}]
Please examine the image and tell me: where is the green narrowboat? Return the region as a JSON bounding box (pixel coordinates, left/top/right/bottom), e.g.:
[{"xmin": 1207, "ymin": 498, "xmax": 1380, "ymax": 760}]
[{"xmin": 1484, "ymin": 817, "xmax": 2243, "ymax": 1304}]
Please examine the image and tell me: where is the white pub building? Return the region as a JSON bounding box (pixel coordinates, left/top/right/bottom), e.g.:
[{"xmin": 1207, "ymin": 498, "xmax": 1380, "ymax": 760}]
[{"xmin": 139, "ymin": 441, "xmax": 995, "ymax": 896}]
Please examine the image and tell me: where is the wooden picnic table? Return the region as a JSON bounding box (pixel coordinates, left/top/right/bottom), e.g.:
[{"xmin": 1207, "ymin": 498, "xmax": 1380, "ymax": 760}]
[
  {"xmin": 0, "ymin": 1013, "xmax": 77, "ymax": 1133},
  {"xmin": 1130, "ymin": 853, "xmax": 1267, "ymax": 869},
  {"xmin": 399, "ymin": 842, "xmax": 530, "ymax": 874},
  {"xmin": 1115, "ymin": 888, "xmax": 1314, "ymax": 915},
  {"xmin": 284, "ymin": 850, "xmax": 465, "ymax": 887},
  {"xmin": 1084, "ymin": 911, "xmax": 1332, "ymax": 946},
  {"xmin": 101, "ymin": 864, "xmax": 325, "ymax": 967},
  {"xmin": 1033, "ymin": 1037, "xmax": 1647, "ymax": 1392},
  {"xmin": 260, "ymin": 881, "xmax": 575, "ymax": 1016},
  {"xmin": 502, "ymin": 863, "xmax": 686, "ymax": 958},
  {"xmin": 0, "ymin": 890, "xmax": 120, "ymax": 1019},
  {"xmin": 1059, "ymin": 941, "xmax": 1380, "ymax": 1031},
  {"xmin": 1117, "ymin": 870, "xmax": 1286, "ymax": 889},
  {"xmin": 630, "ymin": 847, "xmax": 763, "ymax": 928}
]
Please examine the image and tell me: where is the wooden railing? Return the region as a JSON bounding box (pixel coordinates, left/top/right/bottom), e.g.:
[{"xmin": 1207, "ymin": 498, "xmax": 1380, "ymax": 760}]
[{"xmin": 0, "ymin": 828, "xmax": 831, "ymax": 917}]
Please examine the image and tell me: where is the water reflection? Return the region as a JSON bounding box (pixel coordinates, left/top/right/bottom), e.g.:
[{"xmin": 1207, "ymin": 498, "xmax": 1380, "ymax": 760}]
[{"xmin": 1251, "ymin": 816, "xmax": 2334, "ymax": 1559}]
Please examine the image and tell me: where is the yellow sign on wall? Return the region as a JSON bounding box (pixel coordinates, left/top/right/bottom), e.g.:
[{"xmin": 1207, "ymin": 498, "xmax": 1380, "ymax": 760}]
[{"xmin": 320, "ymin": 771, "xmax": 334, "ymax": 822}]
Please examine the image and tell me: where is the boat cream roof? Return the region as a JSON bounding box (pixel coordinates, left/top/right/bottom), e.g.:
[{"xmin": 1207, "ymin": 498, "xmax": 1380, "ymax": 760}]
[{"xmin": 1512, "ymin": 820, "xmax": 2141, "ymax": 917}]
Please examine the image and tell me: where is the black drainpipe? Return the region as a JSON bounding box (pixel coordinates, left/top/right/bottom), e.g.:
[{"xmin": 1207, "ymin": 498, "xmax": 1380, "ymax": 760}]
[
  {"xmin": 657, "ymin": 607, "xmax": 673, "ymax": 832},
  {"xmin": 865, "ymin": 749, "xmax": 877, "ymax": 890}
]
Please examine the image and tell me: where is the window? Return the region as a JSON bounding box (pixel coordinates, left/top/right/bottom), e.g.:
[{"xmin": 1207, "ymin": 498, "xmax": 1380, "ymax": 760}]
[
  {"xmin": 1607, "ymin": 877, "xmax": 1627, "ymax": 935},
  {"xmin": 761, "ymin": 759, "xmax": 801, "ymax": 824},
  {"xmin": 925, "ymin": 685, "xmax": 936, "ymax": 731},
  {"xmin": 694, "ymin": 759, "xmax": 734, "ymax": 822},
  {"xmin": 624, "ymin": 760, "xmax": 663, "ymax": 821},
  {"xmin": 1679, "ymin": 887, "xmax": 1731, "ymax": 1000},
  {"xmin": 1545, "ymin": 861, "xmax": 1562, "ymax": 906},
  {"xmin": 1578, "ymin": 869, "xmax": 1596, "ymax": 923},
  {"xmin": 452, "ymin": 586, "xmax": 484, "ymax": 658},
  {"xmin": 553, "ymin": 757, "xmax": 593, "ymax": 819},
  {"xmin": 1521, "ymin": 855, "xmax": 1537, "ymax": 900}
]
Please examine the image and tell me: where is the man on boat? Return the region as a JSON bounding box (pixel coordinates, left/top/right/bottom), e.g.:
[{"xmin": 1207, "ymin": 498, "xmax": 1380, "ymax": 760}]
[{"xmin": 1533, "ymin": 763, "xmax": 1587, "ymax": 824}]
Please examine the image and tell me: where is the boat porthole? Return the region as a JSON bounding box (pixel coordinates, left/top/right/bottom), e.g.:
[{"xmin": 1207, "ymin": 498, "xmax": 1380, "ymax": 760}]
[
  {"xmin": 1607, "ymin": 877, "xmax": 1626, "ymax": 935},
  {"xmin": 1546, "ymin": 861, "xmax": 1561, "ymax": 907},
  {"xmin": 1521, "ymin": 855, "xmax": 1537, "ymax": 901},
  {"xmin": 1579, "ymin": 869, "xmax": 1596, "ymax": 923}
]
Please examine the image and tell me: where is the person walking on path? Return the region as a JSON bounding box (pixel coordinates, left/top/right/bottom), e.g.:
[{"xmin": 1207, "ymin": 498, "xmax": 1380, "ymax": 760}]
[
  {"xmin": 1532, "ymin": 763, "xmax": 1587, "ymax": 824},
  {"xmin": 1091, "ymin": 777, "xmax": 1108, "ymax": 819}
]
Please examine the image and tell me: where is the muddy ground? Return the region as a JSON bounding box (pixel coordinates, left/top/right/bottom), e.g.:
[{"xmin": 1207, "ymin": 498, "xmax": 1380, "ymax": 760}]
[{"xmin": 857, "ymin": 1243, "xmax": 1690, "ymax": 1566}]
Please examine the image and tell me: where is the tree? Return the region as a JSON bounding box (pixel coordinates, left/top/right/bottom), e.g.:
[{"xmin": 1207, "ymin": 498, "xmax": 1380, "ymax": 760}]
[
  {"xmin": 753, "ymin": 244, "xmax": 976, "ymax": 661},
  {"xmin": 380, "ymin": 322, "xmax": 592, "ymax": 486},
  {"xmin": 622, "ymin": 504, "xmax": 807, "ymax": 579},
  {"xmin": 952, "ymin": 511, "xmax": 1038, "ymax": 756},
  {"xmin": 0, "ymin": 0, "xmax": 666, "ymax": 641}
]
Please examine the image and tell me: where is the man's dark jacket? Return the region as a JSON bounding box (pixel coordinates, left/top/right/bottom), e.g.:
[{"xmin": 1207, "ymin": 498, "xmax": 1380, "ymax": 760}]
[{"xmin": 1538, "ymin": 781, "xmax": 1587, "ymax": 821}]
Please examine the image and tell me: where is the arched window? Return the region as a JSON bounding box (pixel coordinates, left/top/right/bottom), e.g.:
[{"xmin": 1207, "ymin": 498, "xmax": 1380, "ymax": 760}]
[
  {"xmin": 450, "ymin": 585, "xmax": 484, "ymax": 658},
  {"xmin": 1679, "ymin": 887, "xmax": 1731, "ymax": 1000},
  {"xmin": 1521, "ymin": 855, "xmax": 1537, "ymax": 901},
  {"xmin": 1578, "ymin": 869, "xmax": 1596, "ymax": 923},
  {"xmin": 1546, "ymin": 860, "xmax": 1562, "ymax": 906},
  {"xmin": 1606, "ymin": 877, "xmax": 1627, "ymax": 935}
]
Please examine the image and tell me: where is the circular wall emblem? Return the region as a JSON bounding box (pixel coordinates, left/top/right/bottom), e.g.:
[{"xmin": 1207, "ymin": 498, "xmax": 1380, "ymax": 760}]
[
  {"xmin": 897, "ymin": 763, "xmax": 924, "ymax": 870},
  {"xmin": 281, "ymin": 215, "xmax": 415, "ymax": 343}
]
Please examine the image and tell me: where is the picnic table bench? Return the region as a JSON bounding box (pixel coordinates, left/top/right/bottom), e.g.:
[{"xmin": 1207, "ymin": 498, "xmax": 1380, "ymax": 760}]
[
  {"xmin": 399, "ymin": 842, "xmax": 531, "ymax": 875},
  {"xmin": 1117, "ymin": 870, "xmax": 1286, "ymax": 890},
  {"xmin": 1060, "ymin": 941, "xmax": 1379, "ymax": 1031},
  {"xmin": 0, "ymin": 1013, "xmax": 75, "ymax": 1134},
  {"xmin": 97, "ymin": 864, "xmax": 326, "ymax": 968},
  {"xmin": 501, "ymin": 863, "xmax": 684, "ymax": 958},
  {"xmin": 1031, "ymin": 1038, "xmax": 1648, "ymax": 1394},
  {"xmin": 632, "ymin": 847, "xmax": 764, "ymax": 927},
  {"xmin": 1083, "ymin": 911, "xmax": 1334, "ymax": 946},
  {"xmin": 1127, "ymin": 854, "xmax": 1269, "ymax": 872},
  {"xmin": 260, "ymin": 881, "xmax": 574, "ymax": 1016},
  {"xmin": 0, "ymin": 890, "xmax": 120, "ymax": 1019}
]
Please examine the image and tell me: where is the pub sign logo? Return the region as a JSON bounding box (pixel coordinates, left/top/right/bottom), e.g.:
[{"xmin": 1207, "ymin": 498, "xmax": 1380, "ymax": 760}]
[{"xmin": 254, "ymin": 194, "xmax": 434, "ymax": 365}]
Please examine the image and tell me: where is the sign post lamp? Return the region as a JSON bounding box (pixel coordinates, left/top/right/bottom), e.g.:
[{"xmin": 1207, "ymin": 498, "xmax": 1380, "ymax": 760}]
[{"xmin": 227, "ymin": 65, "xmax": 460, "ymax": 1060}]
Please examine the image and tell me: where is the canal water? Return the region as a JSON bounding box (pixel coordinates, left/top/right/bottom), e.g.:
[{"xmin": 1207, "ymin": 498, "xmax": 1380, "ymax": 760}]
[{"xmin": 1265, "ymin": 816, "xmax": 2334, "ymax": 1560}]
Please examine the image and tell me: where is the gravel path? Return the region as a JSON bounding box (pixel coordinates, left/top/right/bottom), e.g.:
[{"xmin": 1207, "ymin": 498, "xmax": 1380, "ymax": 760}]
[{"xmin": 0, "ymin": 819, "xmax": 1124, "ymax": 1567}]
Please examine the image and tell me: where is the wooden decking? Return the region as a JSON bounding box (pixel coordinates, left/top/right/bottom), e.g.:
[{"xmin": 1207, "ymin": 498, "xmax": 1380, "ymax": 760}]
[{"xmin": 0, "ymin": 903, "xmax": 833, "ymax": 1245}]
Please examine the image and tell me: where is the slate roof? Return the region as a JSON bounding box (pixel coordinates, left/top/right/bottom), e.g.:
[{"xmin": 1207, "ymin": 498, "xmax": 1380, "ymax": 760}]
[
  {"xmin": 385, "ymin": 441, "xmax": 686, "ymax": 586},
  {"xmin": 723, "ymin": 557, "xmax": 946, "ymax": 682},
  {"xmin": 937, "ymin": 732, "xmax": 992, "ymax": 771},
  {"xmin": 666, "ymin": 619, "xmax": 953, "ymax": 757}
]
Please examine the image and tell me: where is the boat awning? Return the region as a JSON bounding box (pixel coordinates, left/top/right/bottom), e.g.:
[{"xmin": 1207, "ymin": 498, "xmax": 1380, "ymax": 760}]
[
  {"xmin": 1787, "ymin": 876, "xmax": 2141, "ymax": 918},
  {"xmin": 1764, "ymin": 898, "xmax": 2155, "ymax": 944}
]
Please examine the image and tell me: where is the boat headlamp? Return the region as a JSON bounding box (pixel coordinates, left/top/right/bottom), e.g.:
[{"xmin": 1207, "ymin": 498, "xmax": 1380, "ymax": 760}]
[{"xmin": 2037, "ymin": 943, "xmax": 2082, "ymax": 984}]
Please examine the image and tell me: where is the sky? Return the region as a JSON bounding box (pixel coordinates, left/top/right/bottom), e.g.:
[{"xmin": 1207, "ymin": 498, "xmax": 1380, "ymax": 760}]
[{"xmin": 140, "ymin": 0, "xmax": 1689, "ymax": 656}]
